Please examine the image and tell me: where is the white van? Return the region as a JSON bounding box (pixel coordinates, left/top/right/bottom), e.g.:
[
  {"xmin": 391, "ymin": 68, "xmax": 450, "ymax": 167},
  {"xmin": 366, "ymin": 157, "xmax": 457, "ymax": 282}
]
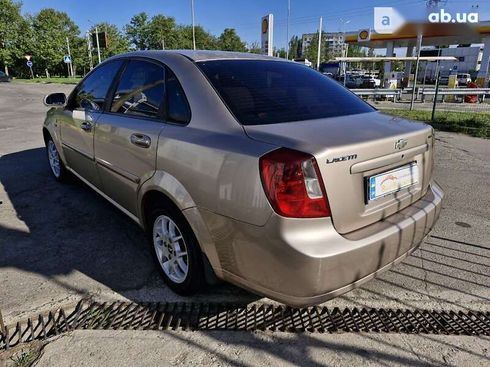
[{"xmin": 457, "ymin": 73, "xmax": 472, "ymax": 86}]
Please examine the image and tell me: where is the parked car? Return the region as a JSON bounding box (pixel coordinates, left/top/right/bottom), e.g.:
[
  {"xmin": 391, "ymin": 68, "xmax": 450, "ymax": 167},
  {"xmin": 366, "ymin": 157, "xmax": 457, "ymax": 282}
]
[
  {"xmin": 319, "ymin": 61, "xmax": 340, "ymax": 76},
  {"xmin": 339, "ymin": 74, "xmax": 363, "ymax": 88},
  {"xmin": 360, "ymin": 75, "xmax": 381, "ymax": 88},
  {"xmin": 42, "ymin": 51, "xmax": 443, "ymax": 306},
  {"xmin": 456, "ymin": 73, "xmax": 472, "ymax": 86},
  {"xmin": 0, "ymin": 71, "xmax": 11, "ymax": 82}
]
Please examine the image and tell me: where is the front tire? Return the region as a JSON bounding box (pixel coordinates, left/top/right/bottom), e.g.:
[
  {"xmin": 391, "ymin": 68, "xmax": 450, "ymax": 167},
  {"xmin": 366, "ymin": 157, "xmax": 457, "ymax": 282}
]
[
  {"xmin": 149, "ymin": 206, "xmax": 204, "ymax": 295},
  {"xmin": 46, "ymin": 138, "xmax": 68, "ymax": 182}
]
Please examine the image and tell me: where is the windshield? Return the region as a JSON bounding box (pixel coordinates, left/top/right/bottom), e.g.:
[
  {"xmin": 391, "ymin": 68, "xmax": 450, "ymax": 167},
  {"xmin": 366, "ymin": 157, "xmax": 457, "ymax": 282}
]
[{"xmin": 197, "ymin": 60, "xmax": 374, "ymax": 125}]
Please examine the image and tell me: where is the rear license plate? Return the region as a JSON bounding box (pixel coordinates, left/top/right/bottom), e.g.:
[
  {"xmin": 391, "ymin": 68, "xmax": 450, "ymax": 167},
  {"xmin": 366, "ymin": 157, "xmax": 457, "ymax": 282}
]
[{"xmin": 367, "ymin": 163, "xmax": 418, "ymax": 201}]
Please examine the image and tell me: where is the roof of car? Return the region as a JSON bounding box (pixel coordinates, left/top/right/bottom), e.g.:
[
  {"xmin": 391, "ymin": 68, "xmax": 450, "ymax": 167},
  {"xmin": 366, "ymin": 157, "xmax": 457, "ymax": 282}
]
[{"xmin": 115, "ymin": 50, "xmax": 283, "ymax": 62}]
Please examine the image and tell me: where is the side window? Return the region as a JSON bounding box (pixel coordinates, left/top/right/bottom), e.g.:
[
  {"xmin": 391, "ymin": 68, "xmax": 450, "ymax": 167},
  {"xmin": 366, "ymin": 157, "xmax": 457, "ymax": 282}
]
[
  {"xmin": 110, "ymin": 60, "xmax": 165, "ymax": 118},
  {"xmin": 166, "ymin": 68, "xmax": 191, "ymax": 124},
  {"xmin": 69, "ymin": 60, "xmax": 122, "ymax": 111}
]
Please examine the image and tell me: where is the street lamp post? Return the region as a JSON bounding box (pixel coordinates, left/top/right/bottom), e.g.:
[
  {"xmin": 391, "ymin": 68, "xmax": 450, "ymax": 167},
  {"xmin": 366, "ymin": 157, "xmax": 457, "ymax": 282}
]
[
  {"xmin": 95, "ymin": 26, "xmax": 102, "ymax": 64},
  {"xmin": 317, "ymin": 16, "xmax": 322, "ymax": 70},
  {"xmin": 286, "ymin": 0, "xmax": 291, "ymax": 60},
  {"xmin": 339, "ymin": 18, "xmax": 350, "ymax": 86},
  {"xmin": 66, "ymin": 37, "xmax": 74, "ymax": 77},
  {"xmin": 410, "ymin": 33, "xmax": 423, "ymax": 111},
  {"xmin": 191, "ymin": 0, "xmax": 196, "ymax": 50},
  {"xmin": 88, "ymin": 20, "xmax": 102, "ymax": 65},
  {"xmin": 86, "ymin": 31, "xmax": 93, "ymax": 70}
]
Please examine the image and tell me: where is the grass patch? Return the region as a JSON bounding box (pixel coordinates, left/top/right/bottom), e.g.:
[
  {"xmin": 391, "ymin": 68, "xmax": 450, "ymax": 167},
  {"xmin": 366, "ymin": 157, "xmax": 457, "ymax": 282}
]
[
  {"xmin": 9, "ymin": 349, "xmax": 39, "ymax": 367},
  {"xmin": 12, "ymin": 77, "xmax": 81, "ymax": 85},
  {"xmin": 381, "ymin": 109, "xmax": 490, "ymax": 138}
]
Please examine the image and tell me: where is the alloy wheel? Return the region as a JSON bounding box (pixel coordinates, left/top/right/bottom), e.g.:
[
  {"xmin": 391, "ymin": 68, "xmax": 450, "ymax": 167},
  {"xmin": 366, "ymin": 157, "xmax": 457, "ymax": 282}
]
[
  {"xmin": 47, "ymin": 140, "xmax": 61, "ymax": 178},
  {"xmin": 152, "ymin": 215, "xmax": 189, "ymax": 284}
]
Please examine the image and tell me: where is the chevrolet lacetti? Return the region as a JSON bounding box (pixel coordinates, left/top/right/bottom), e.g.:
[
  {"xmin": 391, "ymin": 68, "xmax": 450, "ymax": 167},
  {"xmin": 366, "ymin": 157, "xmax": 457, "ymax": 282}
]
[{"xmin": 42, "ymin": 51, "xmax": 443, "ymax": 306}]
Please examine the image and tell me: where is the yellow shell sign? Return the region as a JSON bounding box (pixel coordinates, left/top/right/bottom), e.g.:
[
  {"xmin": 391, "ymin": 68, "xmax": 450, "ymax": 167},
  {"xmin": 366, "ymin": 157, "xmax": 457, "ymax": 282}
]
[
  {"xmin": 262, "ymin": 18, "xmax": 268, "ymax": 34},
  {"xmin": 358, "ymin": 29, "xmax": 370, "ymax": 42}
]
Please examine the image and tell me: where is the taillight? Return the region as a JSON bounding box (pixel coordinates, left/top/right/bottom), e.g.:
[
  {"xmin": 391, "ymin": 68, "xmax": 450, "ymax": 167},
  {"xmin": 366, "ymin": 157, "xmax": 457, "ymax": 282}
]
[{"xmin": 259, "ymin": 148, "xmax": 331, "ymax": 218}]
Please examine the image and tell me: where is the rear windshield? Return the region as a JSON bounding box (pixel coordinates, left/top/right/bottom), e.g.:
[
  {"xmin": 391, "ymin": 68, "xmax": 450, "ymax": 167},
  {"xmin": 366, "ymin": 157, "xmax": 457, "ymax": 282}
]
[{"xmin": 197, "ymin": 60, "xmax": 374, "ymax": 125}]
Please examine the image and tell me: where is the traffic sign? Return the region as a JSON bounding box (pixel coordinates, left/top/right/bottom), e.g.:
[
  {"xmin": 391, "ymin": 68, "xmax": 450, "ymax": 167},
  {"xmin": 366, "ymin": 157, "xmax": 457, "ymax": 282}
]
[
  {"xmin": 63, "ymin": 55, "xmax": 72, "ymax": 64},
  {"xmin": 26, "ymin": 60, "xmax": 33, "ymax": 68}
]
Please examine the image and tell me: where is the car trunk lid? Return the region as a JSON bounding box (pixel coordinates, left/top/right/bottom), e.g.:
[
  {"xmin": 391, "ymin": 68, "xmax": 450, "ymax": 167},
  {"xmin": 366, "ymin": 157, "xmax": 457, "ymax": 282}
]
[{"xmin": 244, "ymin": 111, "xmax": 434, "ymax": 234}]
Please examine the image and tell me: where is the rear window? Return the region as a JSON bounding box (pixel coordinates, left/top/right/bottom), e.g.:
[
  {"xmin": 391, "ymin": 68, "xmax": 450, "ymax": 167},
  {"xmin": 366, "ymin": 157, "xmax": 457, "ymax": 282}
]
[{"xmin": 197, "ymin": 60, "xmax": 374, "ymax": 125}]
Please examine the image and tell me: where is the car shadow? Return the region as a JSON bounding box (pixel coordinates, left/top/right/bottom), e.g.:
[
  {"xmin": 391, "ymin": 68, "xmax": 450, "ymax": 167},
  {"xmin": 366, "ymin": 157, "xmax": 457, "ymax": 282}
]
[
  {"xmin": 0, "ymin": 147, "xmax": 258, "ymax": 311},
  {"xmin": 1, "ymin": 148, "xmax": 488, "ymax": 317}
]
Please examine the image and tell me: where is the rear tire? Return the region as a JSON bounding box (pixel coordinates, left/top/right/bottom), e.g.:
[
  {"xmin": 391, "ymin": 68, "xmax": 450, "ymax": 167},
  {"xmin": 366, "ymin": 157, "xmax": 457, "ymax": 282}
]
[
  {"xmin": 46, "ymin": 138, "xmax": 68, "ymax": 182},
  {"xmin": 148, "ymin": 205, "xmax": 205, "ymax": 295}
]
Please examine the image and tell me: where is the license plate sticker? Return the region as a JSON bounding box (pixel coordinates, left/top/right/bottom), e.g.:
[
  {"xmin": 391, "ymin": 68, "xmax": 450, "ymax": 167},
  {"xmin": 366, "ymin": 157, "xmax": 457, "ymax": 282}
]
[{"xmin": 368, "ymin": 163, "xmax": 419, "ymax": 201}]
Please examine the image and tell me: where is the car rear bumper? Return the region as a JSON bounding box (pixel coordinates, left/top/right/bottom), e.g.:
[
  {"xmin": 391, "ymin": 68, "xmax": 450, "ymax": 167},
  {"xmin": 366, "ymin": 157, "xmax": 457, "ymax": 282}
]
[{"xmin": 199, "ymin": 181, "xmax": 444, "ymax": 307}]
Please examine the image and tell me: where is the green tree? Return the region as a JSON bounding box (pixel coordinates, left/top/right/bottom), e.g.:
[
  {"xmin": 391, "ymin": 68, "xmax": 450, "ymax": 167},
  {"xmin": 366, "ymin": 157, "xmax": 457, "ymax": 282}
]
[
  {"xmin": 148, "ymin": 14, "xmax": 179, "ymax": 49},
  {"xmin": 89, "ymin": 23, "xmax": 129, "ymax": 62},
  {"xmin": 288, "ymin": 35, "xmax": 301, "ymax": 60},
  {"xmin": 248, "ymin": 41, "xmax": 261, "ymax": 54},
  {"xmin": 276, "ymin": 48, "xmax": 287, "ymax": 58},
  {"xmin": 0, "ymin": 0, "xmax": 32, "ymax": 76},
  {"xmin": 176, "ymin": 25, "xmax": 218, "ymax": 50},
  {"xmin": 347, "ymin": 44, "xmax": 366, "ymax": 57},
  {"xmin": 30, "ymin": 8, "xmax": 80, "ymax": 77},
  {"xmin": 304, "ymin": 33, "xmax": 328, "ymax": 66},
  {"xmin": 125, "ymin": 12, "xmax": 151, "ymax": 50},
  {"xmin": 217, "ymin": 28, "xmax": 246, "ymax": 52}
]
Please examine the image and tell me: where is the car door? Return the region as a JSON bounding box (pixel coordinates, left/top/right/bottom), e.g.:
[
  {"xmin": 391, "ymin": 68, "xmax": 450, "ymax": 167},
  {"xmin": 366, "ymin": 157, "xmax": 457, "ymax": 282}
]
[
  {"xmin": 94, "ymin": 59, "xmax": 167, "ymax": 215},
  {"xmin": 60, "ymin": 60, "xmax": 123, "ymax": 187}
]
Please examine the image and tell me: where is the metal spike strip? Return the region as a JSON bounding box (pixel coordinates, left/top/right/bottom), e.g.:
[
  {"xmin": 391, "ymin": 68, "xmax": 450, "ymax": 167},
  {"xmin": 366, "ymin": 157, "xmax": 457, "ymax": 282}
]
[{"xmin": 1, "ymin": 301, "xmax": 489, "ymax": 350}]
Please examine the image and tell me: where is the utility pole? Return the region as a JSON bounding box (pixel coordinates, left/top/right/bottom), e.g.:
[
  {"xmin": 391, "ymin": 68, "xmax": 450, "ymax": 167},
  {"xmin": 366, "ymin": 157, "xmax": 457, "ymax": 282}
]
[
  {"xmin": 340, "ymin": 18, "xmax": 350, "ymax": 85},
  {"xmin": 191, "ymin": 0, "xmax": 196, "ymax": 50},
  {"xmin": 317, "ymin": 16, "xmax": 322, "ymax": 70},
  {"xmin": 410, "ymin": 33, "xmax": 423, "ymax": 111},
  {"xmin": 431, "ymin": 69, "xmax": 441, "ymax": 122},
  {"xmin": 95, "ymin": 26, "xmax": 101, "ymax": 64},
  {"xmin": 286, "ymin": 0, "xmax": 291, "ymax": 60},
  {"xmin": 66, "ymin": 37, "xmax": 74, "ymax": 77},
  {"xmin": 86, "ymin": 31, "xmax": 93, "ymax": 70},
  {"xmin": 162, "ymin": 38, "xmax": 165, "ymax": 50}
]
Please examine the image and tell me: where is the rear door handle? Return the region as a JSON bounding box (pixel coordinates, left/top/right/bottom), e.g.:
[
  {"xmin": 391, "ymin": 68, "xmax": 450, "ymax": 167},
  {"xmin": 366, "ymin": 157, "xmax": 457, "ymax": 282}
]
[
  {"xmin": 80, "ymin": 121, "xmax": 93, "ymax": 132},
  {"xmin": 130, "ymin": 133, "xmax": 151, "ymax": 148}
]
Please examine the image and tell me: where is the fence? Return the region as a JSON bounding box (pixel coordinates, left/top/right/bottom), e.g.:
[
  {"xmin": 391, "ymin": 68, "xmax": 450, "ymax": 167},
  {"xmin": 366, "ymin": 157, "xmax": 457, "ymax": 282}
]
[{"xmin": 351, "ymin": 87, "xmax": 490, "ymax": 138}]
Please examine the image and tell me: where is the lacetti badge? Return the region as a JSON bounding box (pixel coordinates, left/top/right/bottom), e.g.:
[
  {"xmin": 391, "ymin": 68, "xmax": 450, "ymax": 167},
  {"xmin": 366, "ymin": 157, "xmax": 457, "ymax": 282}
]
[
  {"xmin": 395, "ymin": 139, "xmax": 408, "ymax": 150},
  {"xmin": 326, "ymin": 154, "xmax": 357, "ymax": 164}
]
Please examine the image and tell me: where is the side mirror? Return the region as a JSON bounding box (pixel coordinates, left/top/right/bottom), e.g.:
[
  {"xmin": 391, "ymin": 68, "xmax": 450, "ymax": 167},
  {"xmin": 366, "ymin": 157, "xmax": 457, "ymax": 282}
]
[{"xmin": 44, "ymin": 93, "xmax": 67, "ymax": 107}]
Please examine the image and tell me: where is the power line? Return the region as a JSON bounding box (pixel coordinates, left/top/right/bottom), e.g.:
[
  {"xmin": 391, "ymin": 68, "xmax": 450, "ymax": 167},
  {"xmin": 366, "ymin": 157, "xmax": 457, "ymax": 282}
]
[{"xmin": 231, "ymin": 0, "xmax": 423, "ymax": 30}]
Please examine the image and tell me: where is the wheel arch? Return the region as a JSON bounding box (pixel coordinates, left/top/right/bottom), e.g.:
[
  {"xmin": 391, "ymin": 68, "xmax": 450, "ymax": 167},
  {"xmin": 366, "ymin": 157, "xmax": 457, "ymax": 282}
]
[
  {"xmin": 42, "ymin": 124, "xmax": 67, "ymax": 164},
  {"xmin": 139, "ymin": 174, "xmax": 222, "ymax": 280},
  {"xmin": 138, "ymin": 170, "xmax": 197, "ymax": 230},
  {"xmin": 140, "ymin": 189, "xmax": 183, "ymax": 231}
]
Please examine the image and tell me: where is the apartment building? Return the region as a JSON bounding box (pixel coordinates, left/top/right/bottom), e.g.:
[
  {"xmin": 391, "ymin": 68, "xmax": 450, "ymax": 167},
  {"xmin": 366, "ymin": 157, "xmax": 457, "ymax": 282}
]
[{"xmin": 301, "ymin": 32, "xmax": 346, "ymax": 57}]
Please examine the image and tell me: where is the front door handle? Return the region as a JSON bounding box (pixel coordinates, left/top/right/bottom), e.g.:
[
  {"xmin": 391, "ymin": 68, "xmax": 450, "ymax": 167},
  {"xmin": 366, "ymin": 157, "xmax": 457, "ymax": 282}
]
[
  {"xmin": 80, "ymin": 121, "xmax": 93, "ymax": 132},
  {"xmin": 130, "ymin": 133, "xmax": 151, "ymax": 148}
]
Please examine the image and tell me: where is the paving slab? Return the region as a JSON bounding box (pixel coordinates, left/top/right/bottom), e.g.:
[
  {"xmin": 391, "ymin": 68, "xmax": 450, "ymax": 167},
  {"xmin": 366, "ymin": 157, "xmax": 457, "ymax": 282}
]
[{"xmin": 25, "ymin": 330, "xmax": 490, "ymax": 367}]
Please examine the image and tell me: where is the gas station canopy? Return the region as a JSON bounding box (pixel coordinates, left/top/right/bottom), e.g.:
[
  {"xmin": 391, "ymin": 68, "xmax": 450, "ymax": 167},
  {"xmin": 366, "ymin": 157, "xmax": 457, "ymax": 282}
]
[{"xmin": 345, "ymin": 21, "xmax": 490, "ymax": 48}]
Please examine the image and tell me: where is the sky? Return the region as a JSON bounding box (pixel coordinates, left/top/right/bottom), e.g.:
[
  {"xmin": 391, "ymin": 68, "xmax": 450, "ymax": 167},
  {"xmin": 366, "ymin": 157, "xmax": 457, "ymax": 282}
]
[{"xmin": 19, "ymin": 0, "xmax": 490, "ymax": 51}]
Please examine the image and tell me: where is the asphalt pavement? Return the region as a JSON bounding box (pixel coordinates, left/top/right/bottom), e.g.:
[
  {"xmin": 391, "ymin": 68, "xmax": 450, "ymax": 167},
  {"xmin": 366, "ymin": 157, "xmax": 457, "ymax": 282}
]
[{"xmin": 0, "ymin": 82, "xmax": 489, "ymax": 366}]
